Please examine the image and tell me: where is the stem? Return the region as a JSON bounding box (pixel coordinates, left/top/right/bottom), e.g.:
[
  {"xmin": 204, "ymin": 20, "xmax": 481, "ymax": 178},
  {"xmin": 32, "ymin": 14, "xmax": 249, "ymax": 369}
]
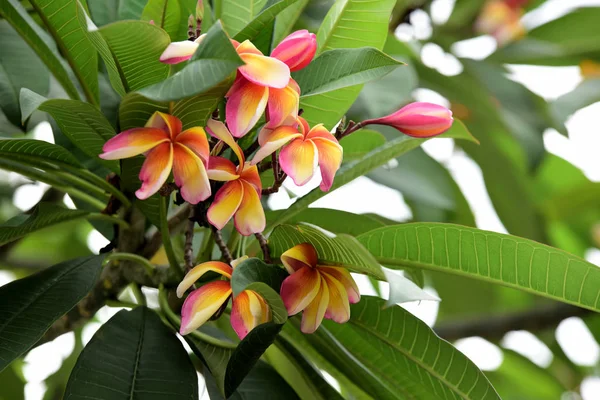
[
  {"xmin": 255, "ymin": 232, "xmax": 272, "ymax": 263},
  {"xmin": 160, "ymin": 196, "xmax": 184, "ymax": 279},
  {"xmin": 71, "ymin": 168, "xmax": 132, "ymax": 209},
  {"xmin": 54, "ymin": 171, "xmax": 110, "ymax": 200},
  {"xmin": 337, "ymin": 121, "xmax": 365, "ymax": 140},
  {"xmin": 262, "ymin": 153, "xmax": 286, "ymax": 195},
  {"xmin": 158, "ymin": 286, "xmax": 237, "ymax": 349},
  {"xmin": 130, "ymin": 283, "xmax": 147, "ymax": 306},
  {"xmin": 104, "ymin": 252, "xmax": 155, "ymax": 276},
  {"xmin": 87, "ymin": 213, "xmax": 130, "ymax": 230},
  {"xmin": 184, "ymin": 208, "xmax": 195, "ymax": 272},
  {"xmin": 211, "ymin": 225, "xmax": 233, "ymax": 263},
  {"xmin": 196, "ymin": 230, "xmax": 215, "ymax": 263},
  {"xmin": 105, "ymin": 300, "xmax": 140, "ymax": 308}
]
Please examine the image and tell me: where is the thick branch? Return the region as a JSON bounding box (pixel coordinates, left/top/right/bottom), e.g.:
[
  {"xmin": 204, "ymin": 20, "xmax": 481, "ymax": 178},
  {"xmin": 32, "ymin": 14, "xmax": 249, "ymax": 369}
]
[
  {"xmin": 211, "ymin": 226, "xmax": 233, "ymax": 263},
  {"xmin": 434, "ymin": 303, "xmax": 593, "ymax": 342}
]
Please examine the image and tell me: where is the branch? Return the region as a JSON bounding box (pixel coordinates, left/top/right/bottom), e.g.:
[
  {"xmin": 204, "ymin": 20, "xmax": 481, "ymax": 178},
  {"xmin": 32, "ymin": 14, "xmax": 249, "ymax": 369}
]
[
  {"xmin": 211, "ymin": 226, "xmax": 233, "ymax": 263},
  {"xmin": 184, "ymin": 207, "xmax": 195, "ymax": 272},
  {"xmin": 254, "ymin": 232, "xmax": 271, "ymax": 264},
  {"xmin": 434, "ymin": 303, "xmax": 593, "ymax": 342},
  {"xmin": 141, "ymin": 204, "xmax": 191, "ymax": 259}
]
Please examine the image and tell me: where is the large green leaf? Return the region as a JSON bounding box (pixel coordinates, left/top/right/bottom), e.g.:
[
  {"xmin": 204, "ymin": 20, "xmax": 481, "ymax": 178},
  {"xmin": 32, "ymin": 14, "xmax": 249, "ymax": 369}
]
[
  {"xmin": 117, "ymin": 0, "xmax": 147, "ymax": 20},
  {"xmin": 172, "ymin": 78, "xmax": 234, "ymax": 129},
  {"xmin": 141, "ymin": 0, "xmax": 185, "ymax": 41},
  {"xmin": 99, "ymin": 20, "xmax": 171, "ymax": 92},
  {"xmin": 268, "ymin": 224, "xmax": 385, "ymax": 280},
  {"xmin": 87, "ymin": 0, "xmax": 119, "ymax": 26},
  {"xmin": 64, "ymin": 307, "xmax": 198, "ymax": 399},
  {"xmin": 300, "ymin": 0, "xmax": 396, "ymax": 128},
  {"xmin": 0, "ymin": 139, "xmax": 82, "ymax": 169},
  {"xmin": 267, "ymin": 208, "xmax": 385, "ymax": 236},
  {"xmin": 271, "ymin": 120, "xmax": 477, "ymax": 227},
  {"xmin": 0, "ymin": 203, "xmax": 89, "ymax": 246},
  {"xmin": 0, "ymin": 255, "xmax": 105, "ymax": 372},
  {"xmin": 322, "ymin": 296, "xmax": 500, "ymax": 399},
  {"xmin": 119, "ymin": 92, "xmax": 169, "ymax": 131},
  {"xmin": 551, "ymin": 78, "xmax": 600, "ymax": 124},
  {"xmin": 29, "ymin": 0, "xmax": 99, "ymax": 105},
  {"xmin": 294, "ymin": 48, "xmax": 403, "ymax": 96},
  {"xmin": 139, "ymin": 22, "xmax": 242, "ymax": 101},
  {"xmin": 220, "ymin": 0, "xmax": 268, "ymax": 36},
  {"xmin": 358, "ymin": 223, "xmax": 600, "ymax": 312},
  {"xmin": 272, "ymin": 0, "xmax": 309, "ymax": 45},
  {"xmin": 0, "ymin": 21, "xmax": 49, "ymax": 127},
  {"xmin": 0, "ymin": 0, "xmax": 80, "ymax": 100},
  {"xmin": 340, "ymin": 129, "xmax": 386, "ymax": 162},
  {"xmin": 20, "ymin": 91, "xmax": 119, "ymax": 173}
]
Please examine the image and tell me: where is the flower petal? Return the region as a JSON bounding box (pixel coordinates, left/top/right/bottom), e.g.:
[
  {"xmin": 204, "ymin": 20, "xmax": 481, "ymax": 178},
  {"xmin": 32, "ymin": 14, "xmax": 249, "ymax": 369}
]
[
  {"xmin": 251, "ymin": 125, "xmax": 302, "ymax": 165},
  {"xmin": 173, "ymin": 143, "xmax": 211, "ymax": 204},
  {"xmin": 318, "ymin": 266, "xmax": 360, "ymax": 304},
  {"xmin": 301, "ymin": 275, "xmax": 329, "ymax": 334},
  {"xmin": 233, "ymin": 181, "xmax": 265, "ymax": 236},
  {"xmin": 207, "ymin": 156, "xmax": 239, "ymax": 181},
  {"xmin": 281, "ymin": 242, "xmax": 318, "ymax": 273},
  {"xmin": 279, "ymin": 138, "xmax": 317, "ymax": 186},
  {"xmin": 280, "ymin": 266, "xmax": 321, "ymax": 315},
  {"xmin": 175, "ymin": 127, "xmax": 210, "ymax": 164},
  {"xmin": 266, "ymin": 80, "xmax": 300, "ymax": 129},
  {"xmin": 311, "ymin": 137, "xmax": 342, "ymax": 191},
  {"xmin": 231, "ymin": 289, "xmax": 271, "ymax": 339},
  {"xmin": 177, "ymin": 261, "xmax": 233, "ymax": 298},
  {"xmin": 135, "ymin": 142, "xmax": 173, "ymax": 200},
  {"xmin": 206, "ymin": 119, "xmax": 245, "ymax": 164},
  {"xmin": 180, "ymin": 281, "xmax": 232, "ymax": 335},
  {"xmin": 239, "ymin": 164, "xmax": 262, "ymax": 192},
  {"xmin": 321, "ymin": 271, "xmax": 350, "ymax": 323},
  {"xmin": 145, "ymin": 112, "xmax": 182, "ymax": 139},
  {"xmin": 235, "ymin": 40, "xmax": 263, "ymax": 56},
  {"xmin": 236, "ymin": 41, "xmax": 290, "ymax": 89},
  {"xmin": 225, "ymin": 78, "xmax": 269, "ymax": 138},
  {"xmin": 100, "ymin": 128, "xmax": 170, "ymax": 160},
  {"xmin": 159, "ymin": 40, "xmax": 199, "ymax": 64},
  {"xmin": 207, "ymin": 180, "xmax": 244, "ymax": 230}
]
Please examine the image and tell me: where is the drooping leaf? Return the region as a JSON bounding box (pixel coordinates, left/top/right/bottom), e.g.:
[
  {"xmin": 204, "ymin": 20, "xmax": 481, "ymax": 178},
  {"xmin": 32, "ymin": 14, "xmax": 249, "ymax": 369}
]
[
  {"xmin": 0, "ymin": 139, "xmax": 82, "ymax": 169},
  {"xmin": 270, "ymin": 120, "xmax": 477, "ymax": 227},
  {"xmin": 300, "ymin": 0, "xmax": 396, "ymax": 128},
  {"xmin": 29, "ymin": 0, "xmax": 99, "ymax": 104},
  {"xmin": 229, "ymin": 258, "xmax": 288, "ymax": 298},
  {"xmin": 0, "ymin": 203, "xmax": 89, "ymax": 246},
  {"xmin": 268, "ymin": 224, "xmax": 385, "ymax": 280},
  {"xmin": 294, "ymin": 48, "xmax": 403, "ymax": 97},
  {"xmin": 357, "ymin": 223, "xmax": 600, "ymax": 312},
  {"xmin": 551, "ymin": 78, "xmax": 600, "ymax": 124},
  {"xmin": 0, "ymin": 21, "xmax": 49, "ymax": 127},
  {"xmin": 0, "ymin": 0, "xmax": 80, "ymax": 100},
  {"xmin": 0, "ymin": 255, "xmax": 105, "ymax": 372},
  {"xmin": 98, "ymin": 20, "xmax": 171, "ymax": 92},
  {"xmin": 20, "ymin": 91, "xmax": 119, "ymax": 173},
  {"xmin": 138, "ymin": 21, "xmax": 242, "ymax": 101},
  {"xmin": 322, "ymin": 296, "xmax": 500, "ymax": 399},
  {"xmin": 64, "ymin": 307, "xmax": 198, "ymax": 399}
]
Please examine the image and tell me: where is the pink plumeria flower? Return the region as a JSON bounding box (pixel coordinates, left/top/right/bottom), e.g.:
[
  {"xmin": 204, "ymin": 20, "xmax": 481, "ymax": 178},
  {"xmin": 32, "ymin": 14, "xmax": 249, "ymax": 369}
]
[
  {"xmin": 280, "ymin": 243, "xmax": 360, "ymax": 333},
  {"xmin": 204, "ymin": 120, "xmax": 265, "ymax": 236},
  {"xmin": 251, "ymin": 116, "xmax": 342, "ymax": 191},
  {"xmin": 474, "ymin": 0, "xmax": 525, "ymax": 46},
  {"xmin": 177, "ymin": 258, "xmax": 271, "ymax": 339},
  {"xmin": 363, "ymin": 102, "xmax": 453, "ymax": 138},
  {"xmin": 99, "ymin": 112, "xmax": 210, "ymax": 203}
]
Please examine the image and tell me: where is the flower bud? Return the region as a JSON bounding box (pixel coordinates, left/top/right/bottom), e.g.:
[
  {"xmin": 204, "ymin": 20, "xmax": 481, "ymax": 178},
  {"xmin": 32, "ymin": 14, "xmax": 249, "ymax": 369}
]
[
  {"xmin": 474, "ymin": 0, "xmax": 524, "ymax": 46},
  {"xmin": 271, "ymin": 30, "xmax": 317, "ymax": 72},
  {"xmin": 196, "ymin": 0, "xmax": 204, "ymax": 20},
  {"xmin": 364, "ymin": 102, "xmax": 453, "ymax": 138}
]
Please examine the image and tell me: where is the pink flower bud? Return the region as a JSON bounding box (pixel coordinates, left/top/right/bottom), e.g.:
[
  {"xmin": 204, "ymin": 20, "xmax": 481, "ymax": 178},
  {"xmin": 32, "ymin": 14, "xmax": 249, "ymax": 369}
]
[
  {"xmin": 196, "ymin": 0, "xmax": 204, "ymax": 20},
  {"xmin": 364, "ymin": 102, "xmax": 453, "ymax": 138},
  {"xmin": 271, "ymin": 30, "xmax": 317, "ymax": 72}
]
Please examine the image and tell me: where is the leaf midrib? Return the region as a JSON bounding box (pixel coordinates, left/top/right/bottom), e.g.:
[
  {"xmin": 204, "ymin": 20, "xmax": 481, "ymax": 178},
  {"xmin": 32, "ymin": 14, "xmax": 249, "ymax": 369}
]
[{"xmin": 128, "ymin": 309, "xmax": 146, "ymax": 399}]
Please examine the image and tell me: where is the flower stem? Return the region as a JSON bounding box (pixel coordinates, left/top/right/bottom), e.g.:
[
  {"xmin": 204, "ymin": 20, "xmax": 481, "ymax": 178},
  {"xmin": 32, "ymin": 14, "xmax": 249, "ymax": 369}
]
[
  {"xmin": 104, "ymin": 252, "xmax": 155, "ymax": 276},
  {"xmin": 255, "ymin": 232, "xmax": 272, "ymax": 263},
  {"xmin": 87, "ymin": 213, "xmax": 130, "ymax": 230},
  {"xmin": 184, "ymin": 207, "xmax": 195, "ymax": 272},
  {"xmin": 211, "ymin": 225, "xmax": 233, "ymax": 263},
  {"xmin": 160, "ymin": 196, "xmax": 184, "ymax": 279}
]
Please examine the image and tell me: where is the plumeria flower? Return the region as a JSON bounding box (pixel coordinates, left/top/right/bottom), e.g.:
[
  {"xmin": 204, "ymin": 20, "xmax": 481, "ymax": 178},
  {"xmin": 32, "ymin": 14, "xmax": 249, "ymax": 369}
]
[
  {"xmin": 177, "ymin": 257, "xmax": 271, "ymax": 339},
  {"xmin": 252, "ymin": 116, "xmax": 342, "ymax": 191},
  {"xmin": 280, "ymin": 243, "xmax": 360, "ymax": 333},
  {"xmin": 99, "ymin": 112, "xmax": 210, "ymax": 203},
  {"xmin": 205, "ymin": 120, "xmax": 265, "ymax": 236},
  {"xmin": 474, "ymin": 0, "xmax": 525, "ymax": 46},
  {"xmin": 363, "ymin": 102, "xmax": 453, "ymax": 138}
]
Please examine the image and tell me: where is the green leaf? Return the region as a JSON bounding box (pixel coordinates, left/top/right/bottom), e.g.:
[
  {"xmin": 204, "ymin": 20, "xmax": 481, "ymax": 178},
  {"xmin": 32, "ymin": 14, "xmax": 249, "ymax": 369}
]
[
  {"xmin": 300, "ymin": 0, "xmax": 396, "ymax": 128},
  {"xmin": 294, "ymin": 48, "xmax": 403, "ymax": 97},
  {"xmin": 233, "ymin": 0, "xmax": 302, "ymax": 53},
  {"xmin": 0, "ymin": 139, "xmax": 82, "ymax": 169},
  {"xmin": 119, "ymin": 92, "xmax": 169, "ymax": 131},
  {"xmin": 65, "ymin": 307, "xmax": 198, "ymax": 399},
  {"xmin": 0, "ymin": 362, "xmax": 25, "ymax": 400},
  {"xmin": 0, "ymin": 255, "xmax": 105, "ymax": 372},
  {"xmin": 98, "ymin": 20, "xmax": 171, "ymax": 92},
  {"xmin": 0, "ymin": 0, "xmax": 81, "ymax": 100},
  {"xmin": 185, "ymin": 335, "xmax": 233, "ymax": 396},
  {"xmin": 267, "ymin": 208, "xmax": 385, "ymax": 236},
  {"xmin": 20, "ymin": 91, "xmax": 119, "ymax": 173},
  {"xmin": 29, "ymin": 0, "xmax": 99, "ymax": 105},
  {"xmin": 141, "ymin": 0, "xmax": 185, "ymax": 41},
  {"xmin": 357, "ymin": 223, "xmax": 600, "ymax": 312},
  {"xmin": 87, "ymin": 0, "xmax": 119, "ymax": 26},
  {"xmin": 139, "ymin": 21, "xmax": 242, "ymax": 101},
  {"xmin": 383, "ymin": 268, "xmax": 439, "ymax": 307},
  {"xmin": 0, "ymin": 203, "xmax": 89, "ymax": 246},
  {"xmin": 172, "ymin": 78, "xmax": 235, "ymax": 129},
  {"xmin": 121, "ymin": 156, "xmax": 162, "ymax": 226},
  {"xmin": 340, "ymin": 129, "xmax": 386, "ymax": 162},
  {"xmin": 117, "ymin": 0, "xmax": 147, "ymax": 20},
  {"xmin": 0, "ymin": 21, "xmax": 49, "ymax": 127},
  {"xmin": 220, "ymin": 0, "xmax": 267, "ymax": 36},
  {"xmin": 230, "ymin": 258, "xmax": 288, "ymax": 297},
  {"xmin": 272, "ymin": 0, "xmax": 309, "ymax": 46},
  {"xmin": 322, "ymin": 296, "xmax": 500, "ymax": 399},
  {"xmin": 271, "ymin": 120, "xmax": 477, "ymax": 227},
  {"xmin": 551, "ymin": 78, "xmax": 600, "ymax": 124},
  {"xmin": 268, "ymin": 224, "xmax": 385, "ymax": 280}
]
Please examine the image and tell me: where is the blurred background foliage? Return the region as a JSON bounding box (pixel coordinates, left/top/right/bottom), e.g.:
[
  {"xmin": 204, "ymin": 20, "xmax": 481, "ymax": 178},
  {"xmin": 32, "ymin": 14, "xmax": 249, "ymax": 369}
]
[{"xmin": 2, "ymin": 0, "xmax": 600, "ymax": 399}]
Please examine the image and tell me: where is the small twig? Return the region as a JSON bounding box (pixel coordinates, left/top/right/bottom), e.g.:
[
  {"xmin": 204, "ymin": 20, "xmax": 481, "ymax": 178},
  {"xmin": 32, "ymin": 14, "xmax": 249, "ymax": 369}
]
[
  {"xmin": 142, "ymin": 204, "xmax": 191, "ymax": 259},
  {"xmin": 184, "ymin": 208, "xmax": 195, "ymax": 272},
  {"xmin": 211, "ymin": 226, "xmax": 233, "ymax": 263},
  {"xmin": 158, "ymin": 182, "xmax": 178, "ymax": 197},
  {"xmin": 336, "ymin": 120, "xmax": 364, "ymax": 140},
  {"xmin": 254, "ymin": 232, "xmax": 271, "ymax": 264},
  {"xmin": 262, "ymin": 153, "xmax": 286, "ymax": 195},
  {"xmin": 258, "ymin": 160, "xmax": 272, "ymax": 173}
]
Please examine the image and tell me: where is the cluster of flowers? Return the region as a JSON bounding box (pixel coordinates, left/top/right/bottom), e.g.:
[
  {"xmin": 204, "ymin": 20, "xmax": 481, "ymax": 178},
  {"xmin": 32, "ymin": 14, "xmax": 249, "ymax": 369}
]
[
  {"xmin": 475, "ymin": 0, "xmax": 528, "ymax": 45},
  {"xmin": 99, "ymin": 29, "xmax": 453, "ymax": 337}
]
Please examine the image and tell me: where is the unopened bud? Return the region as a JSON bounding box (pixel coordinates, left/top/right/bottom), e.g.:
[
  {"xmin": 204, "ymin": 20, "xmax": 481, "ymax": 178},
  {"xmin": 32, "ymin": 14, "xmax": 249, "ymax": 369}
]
[
  {"xmin": 363, "ymin": 102, "xmax": 453, "ymax": 138},
  {"xmin": 271, "ymin": 30, "xmax": 317, "ymax": 72}
]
